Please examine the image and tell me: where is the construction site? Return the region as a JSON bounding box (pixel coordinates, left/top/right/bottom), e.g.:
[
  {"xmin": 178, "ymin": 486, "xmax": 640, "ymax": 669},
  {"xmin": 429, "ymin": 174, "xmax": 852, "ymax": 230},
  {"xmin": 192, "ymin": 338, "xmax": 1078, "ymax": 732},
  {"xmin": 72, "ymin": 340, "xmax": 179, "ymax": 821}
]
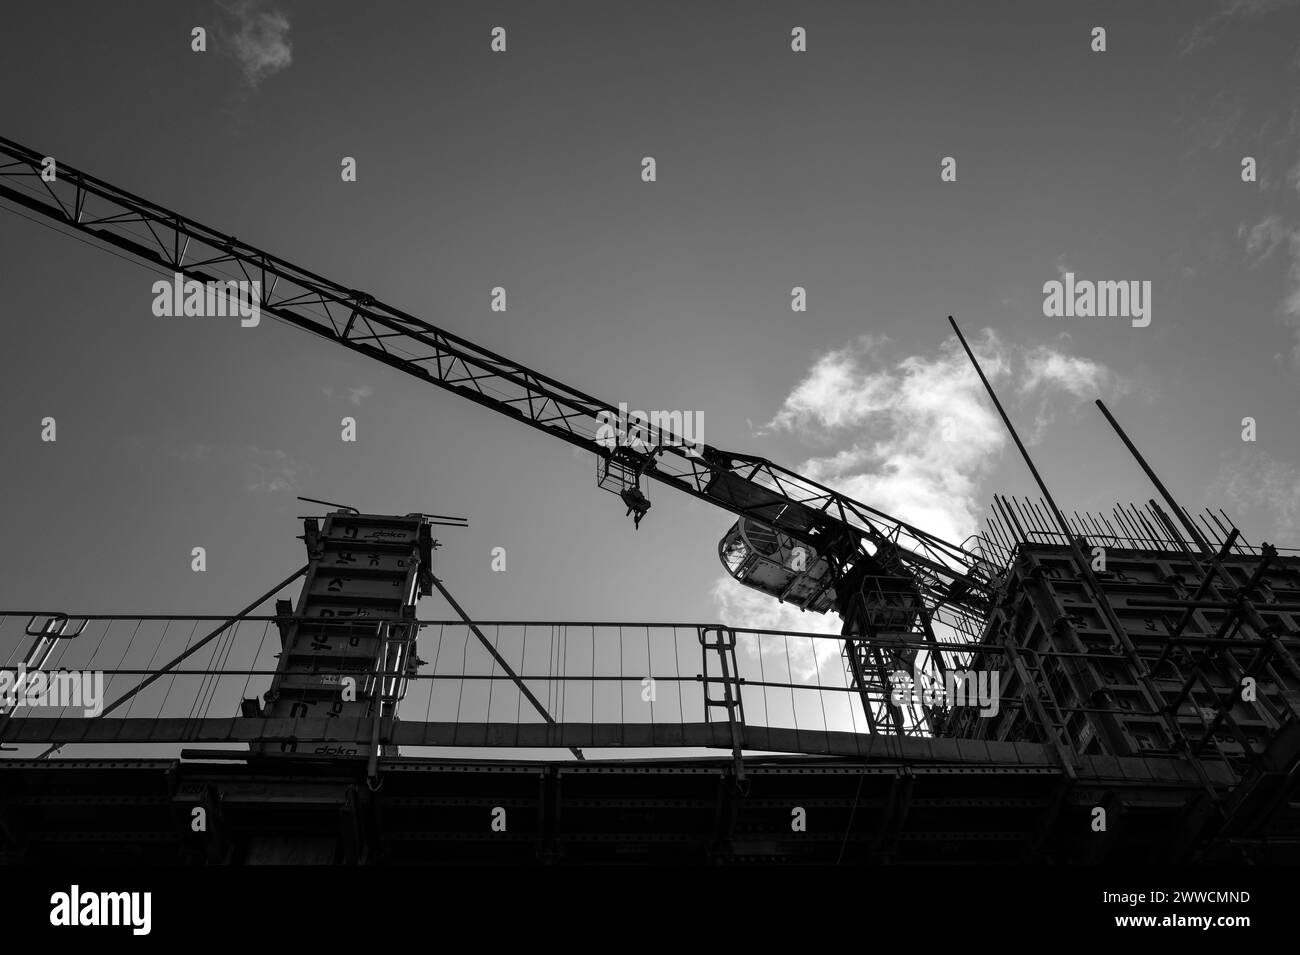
[{"xmin": 0, "ymin": 133, "xmax": 1296, "ymax": 867}]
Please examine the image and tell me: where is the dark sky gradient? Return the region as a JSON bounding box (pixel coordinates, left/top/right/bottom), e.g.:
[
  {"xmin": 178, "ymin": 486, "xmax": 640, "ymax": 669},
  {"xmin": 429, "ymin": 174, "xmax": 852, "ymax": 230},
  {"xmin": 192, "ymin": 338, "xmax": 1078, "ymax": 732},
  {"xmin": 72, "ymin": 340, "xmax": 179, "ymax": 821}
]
[{"xmin": 1, "ymin": 0, "xmax": 1297, "ymax": 646}]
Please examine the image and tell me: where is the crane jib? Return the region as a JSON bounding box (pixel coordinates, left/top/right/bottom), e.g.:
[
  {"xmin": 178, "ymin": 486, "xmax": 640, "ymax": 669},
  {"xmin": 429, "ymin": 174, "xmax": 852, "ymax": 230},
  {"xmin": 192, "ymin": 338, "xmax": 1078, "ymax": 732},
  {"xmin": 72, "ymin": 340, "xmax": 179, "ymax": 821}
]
[
  {"xmin": 0, "ymin": 135, "xmax": 996, "ymax": 618},
  {"xmin": 702, "ymin": 470, "xmax": 855, "ymax": 550}
]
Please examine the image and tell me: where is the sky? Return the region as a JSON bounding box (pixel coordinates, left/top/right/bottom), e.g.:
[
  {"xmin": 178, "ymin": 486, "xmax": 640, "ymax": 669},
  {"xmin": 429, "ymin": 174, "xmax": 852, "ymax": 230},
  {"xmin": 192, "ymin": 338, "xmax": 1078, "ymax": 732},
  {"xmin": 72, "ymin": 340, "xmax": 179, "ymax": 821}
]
[{"xmin": 1, "ymin": 1, "xmax": 1299, "ymax": 743}]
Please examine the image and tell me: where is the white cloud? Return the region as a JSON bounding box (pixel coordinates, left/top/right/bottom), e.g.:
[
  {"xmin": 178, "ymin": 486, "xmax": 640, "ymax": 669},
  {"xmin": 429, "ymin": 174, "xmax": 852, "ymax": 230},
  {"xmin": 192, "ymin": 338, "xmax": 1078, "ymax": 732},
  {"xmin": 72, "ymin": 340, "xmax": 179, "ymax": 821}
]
[
  {"xmin": 763, "ymin": 329, "xmax": 1016, "ymax": 547},
  {"xmin": 711, "ymin": 575, "xmax": 843, "ymax": 638},
  {"xmin": 322, "ymin": 384, "xmax": 375, "ymax": 406},
  {"xmin": 1020, "ymin": 347, "xmax": 1118, "ymax": 399},
  {"xmin": 713, "ymin": 330, "xmax": 1130, "ymax": 630},
  {"xmin": 168, "ymin": 442, "xmax": 213, "ymax": 463},
  {"xmin": 764, "ymin": 333, "xmax": 898, "ymax": 434},
  {"xmin": 1239, "ymin": 216, "xmax": 1300, "ymax": 367},
  {"xmin": 1218, "ymin": 451, "xmax": 1300, "ymax": 541},
  {"xmin": 1018, "ymin": 345, "xmax": 1131, "ymax": 443},
  {"xmin": 243, "ymin": 446, "xmax": 299, "ymax": 494},
  {"xmin": 1241, "ymin": 215, "xmax": 1294, "ymax": 260},
  {"xmin": 219, "ymin": 0, "xmax": 293, "ymax": 88},
  {"xmin": 710, "ymin": 577, "xmax": 849, "ymax": 701},
  {"xmin": 1180, "ymin": 0, "xmax": 1300, "ymax": 57}
]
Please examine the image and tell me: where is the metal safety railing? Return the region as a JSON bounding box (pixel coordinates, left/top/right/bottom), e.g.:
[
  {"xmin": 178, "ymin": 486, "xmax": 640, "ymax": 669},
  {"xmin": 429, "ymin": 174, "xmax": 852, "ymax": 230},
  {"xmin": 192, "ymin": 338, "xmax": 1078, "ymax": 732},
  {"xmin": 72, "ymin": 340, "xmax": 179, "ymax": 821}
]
[
  {"xmin": 0, "ymin": 612, "xmax": 1011, "ymax": 755},
  {"xmin": 5, "ymin": 605, "xmax": 1292, "ymax": 767}
]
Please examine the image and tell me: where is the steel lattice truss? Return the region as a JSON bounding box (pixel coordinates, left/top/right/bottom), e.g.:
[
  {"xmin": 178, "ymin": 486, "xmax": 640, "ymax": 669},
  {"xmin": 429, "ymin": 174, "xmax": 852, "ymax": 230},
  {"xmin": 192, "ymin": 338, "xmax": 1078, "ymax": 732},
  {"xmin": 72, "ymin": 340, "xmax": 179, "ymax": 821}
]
[{"xmin": 0, "ymin": 135, "xmax": 994, "ymax": 617}]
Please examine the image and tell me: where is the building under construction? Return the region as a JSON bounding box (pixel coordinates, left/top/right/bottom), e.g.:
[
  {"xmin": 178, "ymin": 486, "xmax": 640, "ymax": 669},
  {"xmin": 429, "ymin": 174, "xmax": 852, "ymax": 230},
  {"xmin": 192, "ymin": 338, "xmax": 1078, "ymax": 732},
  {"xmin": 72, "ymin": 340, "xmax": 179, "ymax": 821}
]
[{"xmin": 1, "ymin": 135, "xmax": 1297, "ymax": 865}]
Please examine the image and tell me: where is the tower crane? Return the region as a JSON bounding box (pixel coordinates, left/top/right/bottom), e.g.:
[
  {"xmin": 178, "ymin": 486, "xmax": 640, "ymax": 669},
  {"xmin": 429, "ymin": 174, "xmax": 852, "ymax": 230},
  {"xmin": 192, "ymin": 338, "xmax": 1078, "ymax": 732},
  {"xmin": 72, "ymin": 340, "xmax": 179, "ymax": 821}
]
[{"xmin": 0, "ymin": 136, "xmax": 997, "ymax": 732}]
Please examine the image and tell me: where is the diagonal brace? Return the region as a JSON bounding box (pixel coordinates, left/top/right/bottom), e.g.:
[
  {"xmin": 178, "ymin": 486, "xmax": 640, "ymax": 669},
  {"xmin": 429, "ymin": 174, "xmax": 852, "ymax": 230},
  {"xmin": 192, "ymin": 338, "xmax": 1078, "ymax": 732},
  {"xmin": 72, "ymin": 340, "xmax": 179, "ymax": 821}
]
[{"xmin": 429, "ymin": 575, "xmax": 584, "ymax": 760}]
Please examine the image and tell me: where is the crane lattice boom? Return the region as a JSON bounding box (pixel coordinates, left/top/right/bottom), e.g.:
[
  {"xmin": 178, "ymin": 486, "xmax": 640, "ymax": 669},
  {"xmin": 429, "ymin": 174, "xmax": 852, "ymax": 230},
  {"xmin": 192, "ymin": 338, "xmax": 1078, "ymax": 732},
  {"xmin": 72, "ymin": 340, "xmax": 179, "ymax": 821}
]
[{"xmin": 0, "ymin": 136, "xmax": 995, "ymax": 622}]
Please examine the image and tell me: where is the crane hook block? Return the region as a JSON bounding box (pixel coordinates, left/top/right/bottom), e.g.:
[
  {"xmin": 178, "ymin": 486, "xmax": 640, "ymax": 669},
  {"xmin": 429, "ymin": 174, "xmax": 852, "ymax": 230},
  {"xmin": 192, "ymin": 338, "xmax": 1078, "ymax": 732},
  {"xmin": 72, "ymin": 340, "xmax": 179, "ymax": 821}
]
[{"xmin": 619, "ymin": 487, "xmax": 651, "ymax": 529}]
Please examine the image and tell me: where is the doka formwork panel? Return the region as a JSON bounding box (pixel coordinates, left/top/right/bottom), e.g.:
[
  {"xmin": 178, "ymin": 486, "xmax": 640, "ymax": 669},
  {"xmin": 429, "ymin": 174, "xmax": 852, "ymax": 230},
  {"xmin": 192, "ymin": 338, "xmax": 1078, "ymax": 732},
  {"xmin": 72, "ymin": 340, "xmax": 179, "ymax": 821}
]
[
  {"xmin": 253, "ymin": 515, "xmax": 430, "ymax": 756},
  {"xmin": 945, "ymin": 546, "xmax": 1300, "ymax": 769}
]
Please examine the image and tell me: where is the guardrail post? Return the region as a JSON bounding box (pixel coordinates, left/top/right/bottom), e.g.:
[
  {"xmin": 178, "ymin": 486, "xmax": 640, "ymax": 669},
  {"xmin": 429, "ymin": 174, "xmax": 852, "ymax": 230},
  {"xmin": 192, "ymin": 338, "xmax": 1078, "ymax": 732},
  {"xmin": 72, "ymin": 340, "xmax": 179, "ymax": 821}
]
[{"xmin": 699, "ymin": 626, "xmax": 746, "ymax": 784}]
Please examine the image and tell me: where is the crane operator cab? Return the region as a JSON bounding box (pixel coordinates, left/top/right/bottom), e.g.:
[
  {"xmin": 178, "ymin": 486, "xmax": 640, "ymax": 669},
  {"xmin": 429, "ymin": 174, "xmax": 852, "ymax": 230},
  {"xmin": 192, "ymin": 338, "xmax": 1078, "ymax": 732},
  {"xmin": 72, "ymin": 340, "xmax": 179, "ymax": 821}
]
[{"xmin": 718, "ymin": 518, "xmax": 838, "ymax": 614}]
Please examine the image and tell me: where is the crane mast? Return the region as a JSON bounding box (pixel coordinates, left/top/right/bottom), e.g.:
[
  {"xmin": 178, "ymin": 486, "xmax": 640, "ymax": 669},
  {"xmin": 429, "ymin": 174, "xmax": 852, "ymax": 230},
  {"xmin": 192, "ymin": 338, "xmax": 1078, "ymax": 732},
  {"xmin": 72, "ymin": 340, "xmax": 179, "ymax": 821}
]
[{"xmin": 0, "ymin": 136, "xmax": 998, "ymax": 728}]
